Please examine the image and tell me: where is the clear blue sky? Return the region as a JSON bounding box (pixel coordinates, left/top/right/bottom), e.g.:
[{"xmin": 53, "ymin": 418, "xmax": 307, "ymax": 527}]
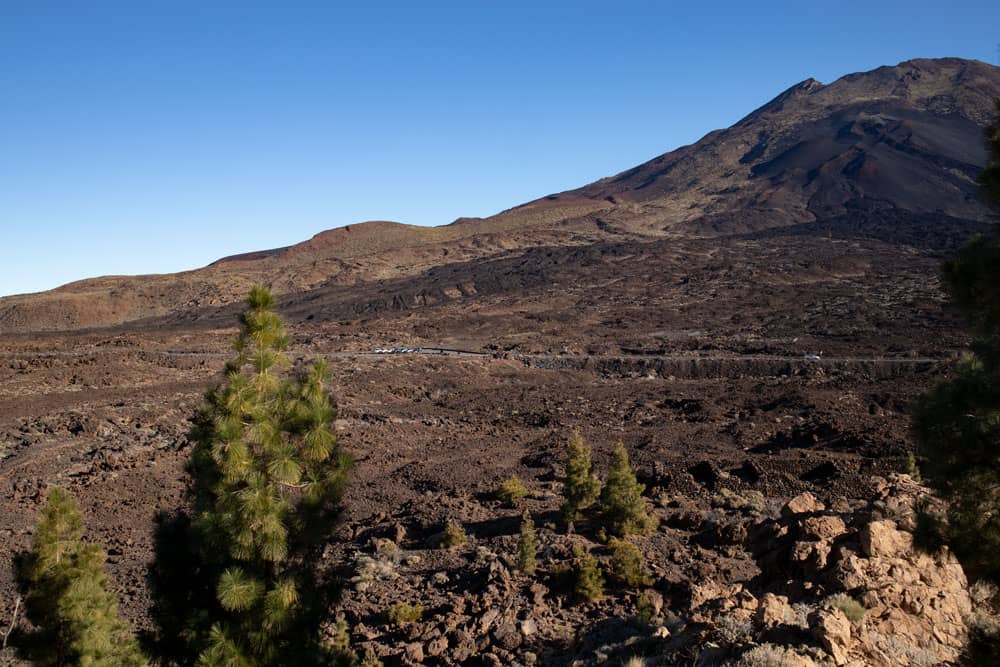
[{"xmin": 2, "ymin": 1, "xmax": 998, "ymax": 296}]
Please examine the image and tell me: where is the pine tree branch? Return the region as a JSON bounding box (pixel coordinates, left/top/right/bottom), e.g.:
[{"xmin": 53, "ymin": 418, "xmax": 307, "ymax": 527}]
[{"xmin": 2, "ymin": 595, "xmax": 21, "ymax": 650}]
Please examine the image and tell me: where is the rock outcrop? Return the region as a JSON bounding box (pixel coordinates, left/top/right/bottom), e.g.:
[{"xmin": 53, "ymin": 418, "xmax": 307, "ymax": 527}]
[{"xmin": 688, "ymin": 474, "xmax": 974, "ymax": 666}]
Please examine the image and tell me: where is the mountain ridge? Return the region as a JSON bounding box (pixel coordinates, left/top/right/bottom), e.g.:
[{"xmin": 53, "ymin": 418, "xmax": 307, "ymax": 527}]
[{"xmin": 3, "ymin": 57, "xmax": 999, "ymax": 333}]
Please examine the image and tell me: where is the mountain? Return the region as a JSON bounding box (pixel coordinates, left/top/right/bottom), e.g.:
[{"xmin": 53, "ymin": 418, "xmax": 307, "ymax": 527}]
[{"xmin": 2, "ymin": 57, "xmax": 998, "ymax": 334}]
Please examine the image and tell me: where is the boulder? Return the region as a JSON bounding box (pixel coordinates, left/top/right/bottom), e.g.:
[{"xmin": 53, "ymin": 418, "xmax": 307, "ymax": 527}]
[
  {"xmin": 860, "ymin": 520, "xmax": 911, "ymax": 559},
  {"xmin": 810, "ymin": 608, "xmax": 852, "ymax": 665},
  {"xmin": 802, "ymin": 515, "xmax": 846, "ymax": 542},
  {"xmin": 781, "ymin": 491, "xmax": 825, "ymax": 517},
  {"xmin": 756, "ymin": 593, "xmax": 792, "ymax": 628}
]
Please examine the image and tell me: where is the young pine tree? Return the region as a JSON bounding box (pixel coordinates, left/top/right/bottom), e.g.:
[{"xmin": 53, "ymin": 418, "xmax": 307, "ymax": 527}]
[
  {"xmin": 912, "ymin": 101, "xmax": 1000, "ymax": 585},
  {"xmin": 15, "ymin": 486, "xmax": 145, "ymax": 666},
  {"xmin": 572, "ymin": 544, "xmax": 605, "ymax": 602},
  {"xmin": 561, "ymin": 431, "xmax": 601, "ymax": 522},
  {"xmin": 517, "ymin": 511, "xmax": 537, "ymax": 575},
  {"xmin": 183, "ymin": 285, "xmax": 353, "ymax": 666},
  {"xmin": 600, "ymin": 443, "xmax": 655, "ymax": 537},
  {"xmin": 607, "ymin": 538, "xmax": 653, "ymax": 587}
]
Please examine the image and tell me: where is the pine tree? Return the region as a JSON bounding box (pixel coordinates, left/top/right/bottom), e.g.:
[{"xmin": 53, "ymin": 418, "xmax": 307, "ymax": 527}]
[
  {"xmin": 14, "ymin": 486, "xmax": 146, "ymax": 666},
  {"xmin": 607, "ymin": 538, "xmax": 653, "ymax": 587},
  {"xmin": 572, "ymin": 544, "xmax": 604, "ymax": 602},
  {"xmin": 517, "ymin": 511, "xmax": 537, "ymax": 575},
  {"xmin": 912, "ymin": 101, "xmax": 1000, "ymax": 585},
  {"xmin": 178, "ymin": 286, "xmax": 353, "ymax": 665},
  {"xmin": 561, "ymin": 431, "xmax": 601, "ymax": 522},
  {"xmin": 599, "ymin": 443, "xmax": 655, "ymax": 537}
]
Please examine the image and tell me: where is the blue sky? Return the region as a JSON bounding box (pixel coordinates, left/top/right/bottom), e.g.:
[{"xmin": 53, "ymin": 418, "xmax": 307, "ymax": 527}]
[{"xmin": 2, "ymin": 1, "xmax": 998, "ymax": 296}]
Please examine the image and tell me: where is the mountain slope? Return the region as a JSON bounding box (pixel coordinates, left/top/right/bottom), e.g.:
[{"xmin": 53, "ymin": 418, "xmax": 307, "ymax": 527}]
[
  {"xmin": 570, "ymin": 57, "xmax": 999, "ymax": 232},
  {"xmin": 2, "ymin": 57, "xmax": 999, "ymax": 334}
]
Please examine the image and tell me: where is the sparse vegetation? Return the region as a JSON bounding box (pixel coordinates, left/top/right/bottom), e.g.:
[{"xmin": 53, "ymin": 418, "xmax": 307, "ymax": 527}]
[
  {"xmin": 561, "ymin": 431, "xmax": 602, "ymax": 522},
  {"xmin": 352, "ymin": 539, "xmax": 401, "ymax": 590},
  {"xmin": 14, "ymin": 486, "xmax": 146, "ymax": 666},
  {"xmin": 387, "ymin": 602, "xmax": 423, "ymax": 625},
  {"xmin": 572, "ymin": 543, "xmax": 605, "ymax": 602},
  {"xmin": 634, "ymin": 593, "xmax": 655, "ymax": 625},
  {"xmin": 731, "ymin": 643, "xmax": 812, "ymax": 666},
  {"xmin": 497, "ymin": 474, "xmax": 530, "ymax": 504},
  {"xmin": 904, "ymin": 451, "xmax": 921, "ymax": 480},
  {"xmin": 607, "ymin": 538, "xmax": 652, "ymax": 587},
  {"xmin": 712, "ymin": 487, "xmax": 766, "ymax": 515},
  {"xmin": 439, "ymin": 521, "xmax": 468, "ymax": 548},
  {"xmin": 517, "ymin": 511, "xmax": 537, "ymax": 575},
  {"xmin": 825, "ymin": 593, "xmax": 866, "ymax": 623},
  {"xmin": 600, "ymin": 443, "xmax": 656, "ymax": 537}
]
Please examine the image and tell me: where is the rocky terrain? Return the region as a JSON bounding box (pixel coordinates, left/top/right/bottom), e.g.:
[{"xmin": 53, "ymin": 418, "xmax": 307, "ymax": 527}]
[{"xmin": 2, "ymin": 57, "xmax": 1000, "ymax": 665}]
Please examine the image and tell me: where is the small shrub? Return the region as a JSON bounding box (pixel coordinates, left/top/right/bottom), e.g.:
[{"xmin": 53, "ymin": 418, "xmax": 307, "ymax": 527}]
[
  {"xmin": 600, "ymin": 443, "xmax": 656, "ymax": 537},
  {"xmin": 439, "ymin": 522, "xmax": 468, "ymax": 548},
  {"xmin": 331, "ymin": 615, "xmax": 352, "ymax": 656},
  {"xmin": 351, "ymin": 540, "xmax": 401, "ymax": 590},
  {"xmin": 517, "ymin": 512, "xmax": 537, "ymax": 575},
  {"xmin": 634, "ymin": 594, "xmax": 655, "ymax": 626},
  {"xmin": 715, "ymin": 615, "xmax": 753, "ymax": 644},
  {"xmin": 387, "ymin": 602, "xmax": 423, "ymax": 625},
  {"xmin": 608, "ymin": 538, "xmax": 652, "ymax": 587},
  {"xmin": 869, "ymin": 632, "xmax": 940, "ymax": 667},
  {"xmin": 825, "ymin": 593, "xmax": 866, "ymax": 623},
  {"xmin": 712, "ymin": 487, "xmax": 766, "ymax": 515},
  {"xmin": 497, "ymin": 475, "xmax": 529, "ymax": 504},
  {"xmin": 572, "ymin": 544, "xmax": 604, "ymax": 602},
  {"xmin": 904, "ymin": 451, "xmax": 921, "ymax": 481},
  {"xmin": 733, "ymin": 643, "xmax": 811, "ymax": 666}
]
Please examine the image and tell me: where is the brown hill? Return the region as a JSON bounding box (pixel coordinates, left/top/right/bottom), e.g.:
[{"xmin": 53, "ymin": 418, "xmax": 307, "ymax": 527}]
[{"xmin": 1, "ymin": 57, "xmax": 998, "ymax": 334}]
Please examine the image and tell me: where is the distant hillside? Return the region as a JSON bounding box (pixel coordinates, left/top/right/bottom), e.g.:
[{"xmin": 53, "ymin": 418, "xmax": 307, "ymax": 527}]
[{"xmin": 2, "ymin": 57, "xmax": 998, "ymax": 334}]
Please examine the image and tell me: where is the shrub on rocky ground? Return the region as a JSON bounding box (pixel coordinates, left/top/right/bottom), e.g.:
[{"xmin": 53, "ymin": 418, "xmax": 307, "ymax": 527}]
[
  {"xmin": 824, "ymin": 593, "xmax": 865, "ymax": 623},
  {"xmin": 387, "ymin": 602, "xmax": 423, "ymax": 626},
  {"xmin": 439, "ymin": 521, "xmax": 468, "ymax": 549},
  {"xmin": 730, "ymin": 643, "xmax": 811, "ymax": 666},
  {"xmin": 713, "ymin": 487, "xmax": 766, "ymax": 515},
  {"xmin": 351, "ymin": 539, "xmax": 401, "ymax": 590},
  {"xmin": 497, "ymin": 475, "xmax": 529, "ymax": 504}
]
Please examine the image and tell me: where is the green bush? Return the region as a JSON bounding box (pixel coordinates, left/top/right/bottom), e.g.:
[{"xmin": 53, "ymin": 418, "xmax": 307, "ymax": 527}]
[
  {"xmin": 608, "ymin": 538, "xmax": 653, "ymax": 587},
  {"xmin": 497, "ymin": 475, "xmax": 529, "ymax": 504},
  {"xmin": 826, "ymin": 593, "xmax": 866, "ymax": 623},
  {"xmin": 712, "ymin": 487, "xmax": 766, "ymax": 515},
  {"xmin": 387, "ymin": 602, "xmax": 424, "ymax": 625},
  {"xmin": 439, "ymin": 521, "xmax": 468, "ymax": 548},
  {"xmin": 634, "ymin": 594, "xmax": 655, "ymax": 625},
  {"xmin": 600, "ymin": 443, "xmax": 656, "ymax": 537}
]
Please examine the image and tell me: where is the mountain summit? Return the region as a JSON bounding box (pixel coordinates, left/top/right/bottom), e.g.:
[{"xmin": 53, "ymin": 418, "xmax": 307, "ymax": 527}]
[{"xmin": 3, "ymin": 57, "xmax": 999, "ymax": 333}]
